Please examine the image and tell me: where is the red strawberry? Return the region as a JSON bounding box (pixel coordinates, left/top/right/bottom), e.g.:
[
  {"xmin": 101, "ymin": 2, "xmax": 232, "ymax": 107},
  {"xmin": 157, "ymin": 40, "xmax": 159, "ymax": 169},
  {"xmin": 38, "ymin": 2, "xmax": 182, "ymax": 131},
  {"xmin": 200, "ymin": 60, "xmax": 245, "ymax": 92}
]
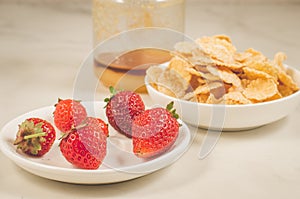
[
  {"xmin": 85, "ymin": 117, "xmax": 109, "ymax": 137},
  {"xmin": 59, "ymin": 117, "xmax": 108, "ymax": 169},
  {"xmin": 105, "ymin": 86, "xmax": 145, "ymax": 138},
  {"xmin": 96, "ymin": 118, "xmax": 109, "ymax": 137},
  {"xmin": 14, "ymin": 118, "xmax": 56, "ymax": 157},
  {"xmin": 132, "ymin": 102, "xmax": 180, "ymax": 158},
  {"xmin": 53, "ymin": 99, "xmax": 87, "ymax": 132}
]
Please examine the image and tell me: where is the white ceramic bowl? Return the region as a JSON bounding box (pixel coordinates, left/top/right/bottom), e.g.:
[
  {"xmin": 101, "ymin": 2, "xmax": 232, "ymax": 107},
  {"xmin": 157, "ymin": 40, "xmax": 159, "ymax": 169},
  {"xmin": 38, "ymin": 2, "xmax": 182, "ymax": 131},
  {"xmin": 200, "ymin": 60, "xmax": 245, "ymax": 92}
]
[{"xmin": 145, "ymin": 65, "xmax": 300, "ymax": 131}]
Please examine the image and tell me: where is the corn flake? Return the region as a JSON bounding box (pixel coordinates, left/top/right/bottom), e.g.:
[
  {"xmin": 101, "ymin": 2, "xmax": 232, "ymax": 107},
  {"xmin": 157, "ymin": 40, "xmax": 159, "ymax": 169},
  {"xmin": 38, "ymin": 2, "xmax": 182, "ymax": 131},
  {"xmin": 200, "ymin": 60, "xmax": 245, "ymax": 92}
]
[
  {"xmin": 197, "ymin": 93, "xmax": 210, "ymax": 103},
  {"xmin": 194, "ymin": 81, "xmax": 224, "ymax": 95},
  {"xmin": 242, "ymin": 48, "xmax": 267, "ymax": 64},
  {"xmin": 242, "ymin": 78, "xmax": 278, "ymax": 101},
  {"xmin": 158, "ymin": 68, "xmax": 189, "ymax": 98},
  {"xmin": 182, "ymin": 92, "xmax": 197, "ymax": 102},
  {"xmin": 206, "ymin": 93, "xmax": 223, "ymax": 104},
  {"xmin": 243, "ymin": 67, "xmax": 274, "ymax": 80},
  {"xmin": 274, "ymin": 52, "xmax": 287, "ymax": 71},
  {"xmin": 196, "ymin": 35, "xmax": 236, "ymax": 64},
  {"xmin": 278, "ymin": 70, "xmax": 299, "ymax": 91},
  {"xmin": 168, "ymin": 57, "xmax": 192, "ymax": 83},
  {"xmin": 185, "ymin": 67, "xmax": 220, "ymax": 81},
  {"xmin": 247, "ymin": 61, "xmax": 278, "ymax": 81},
  {"xmin": 224, "ymin": 91, "xmax": 252, "ymax": 105},
  {"xmin": 147, "ymin": 65, "xmax": 189, "ymax": 98},
  {"xmin": 278, "ymin": 84, "xmax": 294, "ymax": 97},
  {"xmin": 207, "ymin": 65, "xmax": 242, "ymax": 88},
  {"xmin": 146, "ymin": 35, "xmax": 299, "ymax": 105}
]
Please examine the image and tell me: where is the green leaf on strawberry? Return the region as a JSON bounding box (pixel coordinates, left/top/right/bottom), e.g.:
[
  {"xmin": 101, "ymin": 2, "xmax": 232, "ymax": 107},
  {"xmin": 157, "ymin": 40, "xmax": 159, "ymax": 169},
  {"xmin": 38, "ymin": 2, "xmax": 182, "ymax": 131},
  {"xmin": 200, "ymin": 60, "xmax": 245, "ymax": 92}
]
[{"xmin": 14, "ymin": 118, "xmax": 56, "ymax": 156}]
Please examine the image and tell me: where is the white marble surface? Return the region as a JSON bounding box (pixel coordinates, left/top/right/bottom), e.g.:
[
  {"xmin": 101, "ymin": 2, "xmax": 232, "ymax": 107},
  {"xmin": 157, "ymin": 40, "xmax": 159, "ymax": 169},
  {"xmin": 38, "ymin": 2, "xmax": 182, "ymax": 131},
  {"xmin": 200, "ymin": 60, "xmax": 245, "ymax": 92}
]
[{"xmin": 1, "ymin": 1, "xmax": 300, "ymax": 199}]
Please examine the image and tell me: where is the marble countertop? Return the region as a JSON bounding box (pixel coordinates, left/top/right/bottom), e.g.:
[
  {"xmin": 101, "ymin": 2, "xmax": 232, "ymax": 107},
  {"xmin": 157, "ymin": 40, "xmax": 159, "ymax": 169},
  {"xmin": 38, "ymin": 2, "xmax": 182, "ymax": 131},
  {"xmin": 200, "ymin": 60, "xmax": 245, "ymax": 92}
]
[{"xmin": 1, "ymin": 1, "xmax": 300, "ymax": 199}]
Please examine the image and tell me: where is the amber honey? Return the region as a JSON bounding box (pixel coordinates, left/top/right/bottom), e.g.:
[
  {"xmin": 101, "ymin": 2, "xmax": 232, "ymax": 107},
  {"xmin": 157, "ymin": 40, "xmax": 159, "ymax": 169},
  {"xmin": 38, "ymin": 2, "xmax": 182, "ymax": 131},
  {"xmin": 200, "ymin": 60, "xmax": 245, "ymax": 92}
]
[{"xmin": 94, "ymin": 48, "xmax": 172, "ymax": 93}]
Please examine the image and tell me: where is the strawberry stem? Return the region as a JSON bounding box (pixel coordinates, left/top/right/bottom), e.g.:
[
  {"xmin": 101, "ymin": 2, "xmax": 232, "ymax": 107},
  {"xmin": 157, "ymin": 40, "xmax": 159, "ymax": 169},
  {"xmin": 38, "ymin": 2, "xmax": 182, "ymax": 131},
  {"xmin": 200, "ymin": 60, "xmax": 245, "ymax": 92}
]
[
  {"xmin": 104, "ymin": 86, "xmax": 118, "ymax": 108},
  {"xmin": 109, "ymin": 86, "xmax": 117, "ymax": 95},
  {"xmin": 59, "ymin": 132, "xmax": 69, "ymax": 141},
  {"xmin": 24, "ymin": 132, "xmax": 46, "ymax": 139},
  {"xmin": 166, "ymin": 101, "xmax": 179, "ymax": 119}
]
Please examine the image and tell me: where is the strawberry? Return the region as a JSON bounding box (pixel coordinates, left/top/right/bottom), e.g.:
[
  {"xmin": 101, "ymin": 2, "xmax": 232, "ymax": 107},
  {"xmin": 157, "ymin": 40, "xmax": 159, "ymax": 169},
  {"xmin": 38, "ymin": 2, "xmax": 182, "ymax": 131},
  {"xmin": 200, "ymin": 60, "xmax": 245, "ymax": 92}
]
[
  {"xmin": 53, "ymin": 99, "xmax": 87, "ymax": 132},
  {"xmin": 59, "ymin": 117, "xmax": 108, "ymax": 169},
  {"xmin": 85, "ymin": 117, "xmax": 109, "ymax": 137},
  {"xmin": 14, "ymin": 118, "xmax": 56, "ymax": 157},
  {"xmin": 96, "ymin": 118, "xmax": 109, "ymax": 137},
  {"xmin": 105, "ymin": 86, "xmax": 145, "ymax": 138},
  {"xmin": 132, "ymin": 102, "xmax": 180, "ymax": 158}
]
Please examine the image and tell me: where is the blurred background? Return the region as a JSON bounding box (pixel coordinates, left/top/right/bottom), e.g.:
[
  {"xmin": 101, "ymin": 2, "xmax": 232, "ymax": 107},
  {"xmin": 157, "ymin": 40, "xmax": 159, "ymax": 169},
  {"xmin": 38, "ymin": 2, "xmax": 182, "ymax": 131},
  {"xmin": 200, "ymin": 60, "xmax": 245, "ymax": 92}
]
[{"xmin": 1, "ymin": 0, "xmax": 300, "ymax": 127}]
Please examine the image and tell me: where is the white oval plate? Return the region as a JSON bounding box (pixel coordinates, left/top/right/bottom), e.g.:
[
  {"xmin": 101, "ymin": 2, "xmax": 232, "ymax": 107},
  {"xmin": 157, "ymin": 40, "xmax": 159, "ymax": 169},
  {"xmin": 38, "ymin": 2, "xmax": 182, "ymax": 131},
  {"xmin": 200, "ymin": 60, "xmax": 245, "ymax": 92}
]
[{"xmin": 0, "ymin": 101, "xmax": 191, "ymax": 184}]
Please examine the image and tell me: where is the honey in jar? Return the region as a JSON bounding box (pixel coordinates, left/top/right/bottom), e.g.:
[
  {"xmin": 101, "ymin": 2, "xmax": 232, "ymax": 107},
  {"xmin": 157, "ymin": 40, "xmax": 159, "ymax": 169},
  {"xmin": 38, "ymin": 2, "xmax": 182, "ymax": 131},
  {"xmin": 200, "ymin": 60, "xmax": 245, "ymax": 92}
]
[{"xmin": 92, "ymin": 0, "xmax": 185, "ymax": 92}]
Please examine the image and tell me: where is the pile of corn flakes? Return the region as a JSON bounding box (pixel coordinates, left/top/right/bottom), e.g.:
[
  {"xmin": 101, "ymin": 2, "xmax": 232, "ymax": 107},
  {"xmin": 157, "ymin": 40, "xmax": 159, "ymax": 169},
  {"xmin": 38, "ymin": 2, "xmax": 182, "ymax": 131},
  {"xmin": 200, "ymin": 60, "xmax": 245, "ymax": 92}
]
[{"xmin": 147, "ymin": 35, "xmax": 299, "ymax": 104}]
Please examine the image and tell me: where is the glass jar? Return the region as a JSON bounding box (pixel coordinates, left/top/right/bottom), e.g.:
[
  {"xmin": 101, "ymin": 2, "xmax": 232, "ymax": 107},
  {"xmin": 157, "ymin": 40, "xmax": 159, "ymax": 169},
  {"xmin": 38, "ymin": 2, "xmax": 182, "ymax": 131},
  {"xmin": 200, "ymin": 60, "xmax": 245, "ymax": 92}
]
[{"xmin": 92, "ymin": 0, "xmax": 185, "ymax": 93}]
